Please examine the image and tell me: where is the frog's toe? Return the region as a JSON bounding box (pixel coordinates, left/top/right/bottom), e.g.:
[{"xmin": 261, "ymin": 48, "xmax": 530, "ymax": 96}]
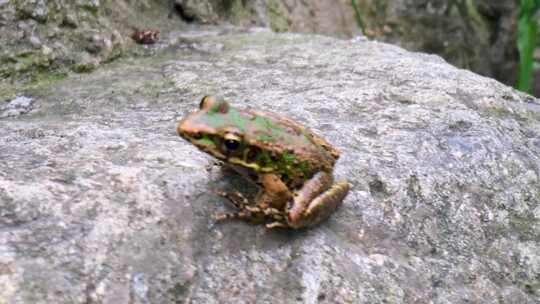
[
  {"xmin": 266, "ymin": 222, "xmax": 289, "ymax": 229},
  {"xmin": 212, "ymin": 189, "xmax": 249, "ymax": 209},
  {"xmin": 214, "ymin": 211, "xmax": 251, "ymax": 221}
]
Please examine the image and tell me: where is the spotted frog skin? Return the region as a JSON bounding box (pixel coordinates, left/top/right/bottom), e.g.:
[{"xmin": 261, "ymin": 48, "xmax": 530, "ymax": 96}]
[{"xmin": 177, "ymin": 96, "xmax": 350, "ymax": 229}]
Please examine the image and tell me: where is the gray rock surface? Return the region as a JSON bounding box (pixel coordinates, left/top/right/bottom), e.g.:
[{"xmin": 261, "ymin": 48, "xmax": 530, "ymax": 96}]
[
  {"xmin": 0, "ymin": 0, "xmax": 177, "ymax": 80},
  {"xmin": 0, "ymin": 96, "xmax": 34, "ymax": 118},
  {"xmin": 170, "ymin": 0, "xmax": 360, "ymax": 37},
  {"xmin": 1, "ymin": 1, "xmax": 534, "ymax": 96},
  {"xmin": 0, "ymin": 0, "xmax": 359, "ymax": 84},
  {"xmin": 1, "ymin": 28, "xmax": 540, "ymax": 303},
  {"xmin": 355, "ymin": 0, "xmax": 525, "ymax": 96}
]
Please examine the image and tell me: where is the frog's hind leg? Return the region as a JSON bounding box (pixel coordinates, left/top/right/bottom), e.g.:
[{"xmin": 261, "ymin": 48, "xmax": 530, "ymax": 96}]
[
  {"xmin": 301, "ymin": 181, "xmax": 350, "ymax": 226},
  {"xmin": 287, "ymin": 172, "xmax": 350, "ymax": 229}
]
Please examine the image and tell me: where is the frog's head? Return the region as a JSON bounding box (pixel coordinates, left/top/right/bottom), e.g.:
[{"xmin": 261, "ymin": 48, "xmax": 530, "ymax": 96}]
[
  {"xmin": 177, "ymin": 96, "xmax": 250, "ymax": 162},
  {"xmin": 178, "ymin": 96, "xmax": 323, "ymax": 177}
]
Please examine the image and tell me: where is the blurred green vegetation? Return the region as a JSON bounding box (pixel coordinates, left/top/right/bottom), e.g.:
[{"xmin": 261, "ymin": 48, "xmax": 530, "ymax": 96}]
[
  {"xmin": 350, "ymin": 0, "xmax": 364, "ymax": 33},
  {"xmin": 517, "ymin": 0, "xmax": 540, "ymax": 93}
]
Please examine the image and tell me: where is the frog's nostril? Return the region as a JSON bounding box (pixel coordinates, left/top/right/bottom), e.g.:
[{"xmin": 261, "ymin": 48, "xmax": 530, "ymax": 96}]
[{"xmin": 177, "ymin": 121, "xmax": 187, "ymax": 136}]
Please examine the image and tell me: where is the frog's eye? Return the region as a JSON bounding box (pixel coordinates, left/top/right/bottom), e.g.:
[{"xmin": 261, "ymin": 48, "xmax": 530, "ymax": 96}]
[
  {"xmin": 224, "ymin": 139, "xmax": 240, "ymax": 151},
  {"xmin": 223, "ymin": 133, "xmax": 241, "ymax": 152}
]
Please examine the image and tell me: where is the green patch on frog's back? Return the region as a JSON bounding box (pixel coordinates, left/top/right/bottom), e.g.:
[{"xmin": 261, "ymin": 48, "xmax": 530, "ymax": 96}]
[
  {"xmin": 197, "ymin": 104, "xmax": 314, "ymax": 148},
  {"xmin": 256, "ymin": 150, "xmax": 312, "ymax": 175},
  {"xmin": 229, "ymin": 147, "xmax": 315, "ymax": 187}
]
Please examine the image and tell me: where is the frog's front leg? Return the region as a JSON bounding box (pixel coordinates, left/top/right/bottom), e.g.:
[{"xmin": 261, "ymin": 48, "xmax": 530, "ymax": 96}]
[
  {"xmin": 213, "ymin": 190, "xmax": 267, "ymax": 223},
  {"xmin": 214, "ymin": 173, "xmax": 291, "ymax": 225},
  {"xmin": 255, "ymin": 173, "xmax": 292, "ymax": 210},
  {"xmin": 213, "ymin": 189, "xmax": 249, "ymax": 209},
  {"xmin": 284, "ymin": 172, "xmax": 350, "ymax": 229}
]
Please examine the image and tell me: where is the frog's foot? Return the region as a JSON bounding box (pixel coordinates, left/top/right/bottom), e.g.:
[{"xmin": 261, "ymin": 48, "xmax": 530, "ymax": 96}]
[
  {"xmin": 214, "ymin": 211, "xmax": 252, "ymax": 221},
  {"xmin": 266, "ymin": 222, "xmax": 289, "ymax": 229},
  {"xmin": 214, "ymin": 210, "xmax": 268, "ymax": 224},
  {"xmin": 244, "ymin": 207, "xmax": 288, "ymax": 228},
  {"xmin": 262, "ymin": 208, "xmax": 285, "ymax": 221},
  {"xmin": 214, "ymin": 205, "xmax": 285, "ymax": 225},
  {"xmin": 242, "ymin": 206, "xmax": 285, "ymax": 222},
  {"xmin": 213, "ymin": 189, "xmax": 249, "ymax": 209}
]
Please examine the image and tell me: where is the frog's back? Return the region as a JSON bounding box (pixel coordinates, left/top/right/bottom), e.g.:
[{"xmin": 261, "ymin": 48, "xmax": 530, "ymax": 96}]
[
  {"xmin": 247, "ymin": 108, "xmax": 339, "ymax": 154},
  {"xmin": 177, "ymin": 96, "xmax": 339, "ymax": 187},
  {"xmin": 244, "ymin": 107, "xmax": 339, "ymax": 170}
]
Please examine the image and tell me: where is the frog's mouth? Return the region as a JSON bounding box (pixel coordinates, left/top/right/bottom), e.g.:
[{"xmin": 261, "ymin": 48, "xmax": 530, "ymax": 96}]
[
  {"xmin": 180, "ymin": 133, "xmax": 228, "ymax": 160},
  {"xmin": 179, "ymin": 127, "xmax": 277, "ymax": 174}
]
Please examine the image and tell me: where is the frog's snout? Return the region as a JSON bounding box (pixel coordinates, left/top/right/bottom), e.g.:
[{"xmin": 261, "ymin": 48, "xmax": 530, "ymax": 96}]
[
  {"xmin": 176, "ymin": 119, "xmax": 187, "ymax": 137},
  {"xmin": 177, "ymin": 117, "xmax": 206, "ymax": 141}
]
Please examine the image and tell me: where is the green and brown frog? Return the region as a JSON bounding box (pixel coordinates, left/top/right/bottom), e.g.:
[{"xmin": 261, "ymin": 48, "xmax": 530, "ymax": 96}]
[{"xmin": 177, "ymin": 96, "xmax": 350, "ymax": 229}]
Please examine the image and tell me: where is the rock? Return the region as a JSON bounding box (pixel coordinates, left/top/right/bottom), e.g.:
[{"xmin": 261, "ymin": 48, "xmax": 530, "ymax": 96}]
[
  {"xmin": 0, "ymin": 0, "xmax": 182, "ymax": 81},
  {"xmin": 27, "ymin": 34, "xmax": 41, "ymax": 47},
  {"xmin": 172, "ymin": 0, "xmax": 218, "ymax": 23},
  {"xmin": 41, "ymin": 44, "xmax": 52, "ymax": 56},
  {"xmin": 1, "ymin": 29, "xmax": 540, "ymax": 303},
  {"xmin": 15, "ymin": 0, "xmax": 49, "ymax": 23},
  {"xmin": 169, "ymin": 0, "xmax": 360, "ymax": 37},
  {"xmin": 354, "ymin": 0, "xmax": 526, "ymax": 95},
  {"xmin": 61, "ymin": 12, "xmax": 78, "ymax": 28},
  {"xmin": 1, "ymin": 0, "xmax": 529, "ymax": 98},
  {"xmin": 72, "ymin": 51, "xmax": 99, "ymax": 73},
  {"xmin": 0, "ymin": 96, "xmax": 34, "ymax": 118}
]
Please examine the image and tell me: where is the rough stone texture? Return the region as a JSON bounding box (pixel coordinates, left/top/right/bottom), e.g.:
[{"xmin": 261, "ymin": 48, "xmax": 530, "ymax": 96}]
[
  {"xmin": 355, "ymin": 0, "xmax": 525, "ymax": 95},
  {"xmin": 0, "ymin": 96, "xmax": 34, "ymax": 118},
  {"xmin": 1, "ymin": 28, "xmax": 540, "ymax": 303},
  {"xmin": 171, "ymin": 0, "xmax": 361, "ymax": 37},
  {"xmin": 171, "ymin": 0, "xmax": 539, "ymax": 96},
  {"xmin": 1, "ymin": 1, "xmax": 536, "ymax": 96},
  {"xmin": 0, "ymin": 0, "xmax": 178, "ymax": 80},
  {"xmin": 0, "ymin": 0, "xmax": 359, "ymax": 84}
]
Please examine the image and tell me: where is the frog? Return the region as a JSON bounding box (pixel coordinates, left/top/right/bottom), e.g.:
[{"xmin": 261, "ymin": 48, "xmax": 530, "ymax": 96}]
[{"xmin": 177, "ymin": 96, "xmax": 350, "ymax": 229}]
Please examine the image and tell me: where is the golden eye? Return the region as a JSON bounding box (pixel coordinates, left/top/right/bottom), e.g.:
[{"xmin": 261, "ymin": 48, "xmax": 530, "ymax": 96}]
[{"xmin": 223, "ymin": 133, "xmax": 241, "ymax": 151}]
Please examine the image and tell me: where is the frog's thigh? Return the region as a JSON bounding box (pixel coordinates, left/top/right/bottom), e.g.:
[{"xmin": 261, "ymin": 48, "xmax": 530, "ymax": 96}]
[
  {"xmin": 288, "ymin": 173, "xmax": 349, "ymax": 228},
  {"xmin": 287, "ymin": 172, "xmax": 333, "ymax": 222},
  {"xmin": 303, "ymin": 181, "xmax": 349, "ymax": 224}
]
